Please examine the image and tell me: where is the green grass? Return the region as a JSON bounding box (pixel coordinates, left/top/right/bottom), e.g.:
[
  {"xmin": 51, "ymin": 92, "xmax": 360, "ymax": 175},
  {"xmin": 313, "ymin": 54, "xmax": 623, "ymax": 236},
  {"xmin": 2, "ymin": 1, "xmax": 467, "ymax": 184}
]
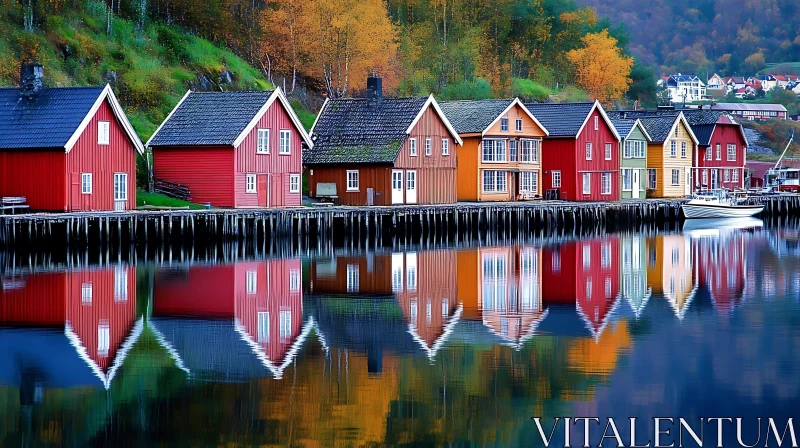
[
  {"xmin": 291, "ymin": 99, "xmax": 317, "ymax": 131},
  {"xmin": 136, "ymin": 189, "xmax": 205, "ymax": 209},
  {"xmin": 762, "ymin": 62, "xmax": 800, "ymax": 74}
]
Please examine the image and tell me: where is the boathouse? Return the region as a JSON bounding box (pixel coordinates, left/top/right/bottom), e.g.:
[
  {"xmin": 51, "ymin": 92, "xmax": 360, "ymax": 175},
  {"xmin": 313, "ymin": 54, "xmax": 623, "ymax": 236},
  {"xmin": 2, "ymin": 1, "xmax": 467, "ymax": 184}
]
[
  {"xmin": 147, "ymin": 89, "xmax": 312, "ymax": 208},
  {"xmin": 440, "ymin": 98, "xmax": 548, "ymax": 201},
  {"xmin": 304, "ymin": 76, "xmax": 463, "ymax": 206},
  {"xmin": 683, "ymin": 110, "xmax": 747, "ymax": 190},
  {"xmin": 609, "ymin": 118, "xmax": 651, "ymax": 199},
  {"xmin": 524, "ymin": 101, "xmax": 622, "ymax": 201},
  {"xmin": 0, "ymin": 64, "xmax": 144, "ymax": 212}
]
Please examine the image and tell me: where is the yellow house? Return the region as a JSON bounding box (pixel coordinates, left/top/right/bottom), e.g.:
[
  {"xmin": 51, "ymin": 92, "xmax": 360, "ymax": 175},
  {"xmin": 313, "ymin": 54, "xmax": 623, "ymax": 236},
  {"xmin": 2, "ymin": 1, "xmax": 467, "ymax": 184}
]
[
  {"xmin": 640, "ymin": 112, "xmax": 699, "ymax": 198},
  {"xmin": 646, "ymin": 234, "xmax": 696, "ymax": 319},
  {"xmin": 440, "ymin": 98, "xmax": 548, "ymax": 201}
]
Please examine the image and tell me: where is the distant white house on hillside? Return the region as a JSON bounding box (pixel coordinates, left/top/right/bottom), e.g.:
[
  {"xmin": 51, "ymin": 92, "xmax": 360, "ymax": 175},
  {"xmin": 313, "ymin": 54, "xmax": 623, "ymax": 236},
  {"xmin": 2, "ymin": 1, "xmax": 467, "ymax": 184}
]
[
  {"xmin": 658, "ymin": 73, "xmax": 707, "ymax": 104},
  {"xmin": 707, "ymin": 73, "xmax": 725, "ymax": 91}
]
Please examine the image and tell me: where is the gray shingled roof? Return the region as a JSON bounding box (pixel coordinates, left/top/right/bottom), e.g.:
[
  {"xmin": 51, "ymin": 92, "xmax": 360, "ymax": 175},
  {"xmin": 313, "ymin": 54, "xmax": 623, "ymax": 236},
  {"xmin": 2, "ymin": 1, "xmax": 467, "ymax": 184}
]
[
  {"xmin": 681, "ymin": 109, "xmax": 723, "ymax": 126},
  {"xmin": 148, "ymin": 91, "xmax": 274, "ymax": 147},
  {"xmin": 440, "ymin": 99, "xmax": 513, "ymax": 134},
  {"xmin": 304, "ymin": 97, "xmax": 428, "ymax": 165},
  {"xmin": 0, "ymin": 86, "xmax": 104, "ymax": 150},
  {"xmin": 609, "ymin": 117, "xmax": 636, "ymax": 139},
  {"xmin": 607, "ymin": 111, "xmax": 679, "ymax": 143},
  {"xmin": 524, "ymin": 102, "xmax": 595, "ymax": 137}
]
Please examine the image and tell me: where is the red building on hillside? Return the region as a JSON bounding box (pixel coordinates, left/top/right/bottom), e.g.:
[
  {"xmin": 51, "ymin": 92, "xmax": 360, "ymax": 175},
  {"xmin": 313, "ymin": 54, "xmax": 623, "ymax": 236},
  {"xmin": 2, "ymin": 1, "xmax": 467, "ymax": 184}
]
[
  {"xmin": 525, "ymin": 101, "xmax": 622, "ymax": 201},
  {"xmin": 148, "ymin": 89, "xmax": 312, "ymax": 208},
  {"xmin": 0, "ymin": 64, "xmax": 144, "ymax": 211},
  {"xmin": 685, "ymin": 111, "xmax": 748, "ymax": 190}
]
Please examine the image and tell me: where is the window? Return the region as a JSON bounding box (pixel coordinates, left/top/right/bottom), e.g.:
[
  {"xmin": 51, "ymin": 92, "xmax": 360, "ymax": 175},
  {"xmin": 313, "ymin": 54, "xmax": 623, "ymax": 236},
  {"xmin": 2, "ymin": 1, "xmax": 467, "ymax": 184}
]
[
  {"xmin": 280, "ymin": 310, "xmax": 291, "ymax": 339},
  {"xmin": 624, "ymin": 141, "xmax": 632, "ymax": 159},
  {"xmin": 552, "ymin": 171, "xmax": 562, "ymax": 188},
  {"xmin": 290, "ymin": 269, "xmax": 301, "ymax": 292},
  {"xmin": 406, "ymin": 171, "xmax": 416, "ymax": 191},
  {"xmin": 681, "ymin": 141, "xmax": 687, "ymax": 158},
  {"xmin": 520, "ymin": 171, "xmax": 538, "ymax": 193},
  {"xmin": 410, "ymin": 300, "xmax": 418, "ymax": 323},
  {"xmin": 114, "ymin": 267, "xmax": 127, "ymax": 301},
  {"xmin": 594, "ymin": 116, "xmax": 599, "ymax": 130},
  {"xmin": 583, "ymin": 244, "xmax": 591, "ymax": 270},
  {"xmin": 727, "ymin": 144, "xmax": 736, "ymax": 161},
  {"xmin": 279, "ymin": 130, "xmax": 291, "ymax": 154},
  {"xmin": 114, "ymin": 173, "xmax": 128, "ymax": 201},
  {"xmin": 605, "ymin": 277, "xmax": 612, "ymax": 299},
  {"xmin": 702, "ymin": 170, "xmax": 708, "ymax": 186},
  {"xmin": 602, "ymin": 243, "xmax": 611, "ymax": 268},
  {"xmin": 724, "ymin": 169, "xmax": 730, "ymax": 182},
  {"xmin": 552, "ymin": 251, "xmax": 561, "ymax": 273},
  {"xmin": 346, "ymin": 264, "xmax": 359, "ymax": 293},
  {"xmin": 246, "ymin": 174, "xmax": 257, "ymax": 193},
  {"xmin": 81, "ymin": 282, "xmax": 92, "ymax": 305},
  {"xmin": 706, "ymin": 147, "xmax": 712, "ymax": 160},
  {"xmin": 98, "ymin": 323, "xmax": 110, "ymax": 357},
  {"xmin": 509, "ymin": 141, "xmax": 518, "ymax": 162},
  {"xmin": 500, "ymin": 117, "xmax": 509, "ymax": 132},
  {"xmin": 605, "ymin": 143, "xmax": 612, "ymax": 160},
  {"xmin": 482, "ymin": 170, "xmax": 507, "ymax": 192},
  {"xmin": 520, "ymin": 139, "xmax": 539, "ymax": 163},
  {"xmin": 671, "ymin": 169, "xmax": 680, "ymax": 186},
  {"xmin": 648, "ymin": 169, "xmax": 657, "ymax": 190},
  {"xmin": 246, "ymin": 270, "xmax": 257, "ymax": 294},
  {"xmin": 346, "ymin": 170, "xmax": 359, "ymax": 191},
  {"xmin": 425, "ymin": 137, "xmax": 432, "ymax": 156},
  {"xmin": 391, "ymin": 253, "xmax": 403, "ymax": 293},
  {"xmin": 515, "ymin": 118, "xmax": 523, "ymax": 132},
  {"xmin": 622, "ymin": 169, "xmax": 632, "ymax": 191},
  {"xmin": 482, "ymin": 139, "xmax": 507, "ymax": 162},
  {"xmin": 670, "ymin": 141, "xmax": 677, "ymax": 158},
  {"xmin": 406, "ymin": 253, "xmax": 417, "ymax": 291},
  {"xmin": 288, "ymin": 174, "xmax": 301, "ymax": 193},
  {"xmin": 671, "ymin": 247, "xmax": 680, "ymax": 266},
  {"xmin": 585, "ymin": 142, "xmax": 592, "ymax": 160},
  {"xmin": 586, "ymin": 278, "xmax": 593, "ymax": 300},
  {"xmin": 81, "ymin": 173, "xmax": 92, "ymax": 194},
  {"xmin": 257, "ymin": 312, "xmax": 269, "ymax": 342},
  {"xmin": 257, "ymin": 129, "xmax": 270, "ymax": 153},
  {"xmin": 442, "ymin": 138, "xmax": 450, "ymax": 156},
  {"xmin": 98, "ymin": 121, "xmax": 110, "ymax": 145},
  {"xmin": 409, "ymin": 138, "xmax": 417, "ymax": 156},
  {"xmin": 442, "ymin": 298, "xmax": 449, "ymax": 317},
  {"xmin": 601, "ymin": 172, "xmax": 611, "ymax": 195},
  {"xmin": 733, "ymin": 169, "xmax": 739, "ymax": 183},
  {"xmin": 716, "ymin": 143, "xmax": 721, "ymax": 160},
  {"xmin": 482, "ymin": 253, "xmax": 508, "ymax": 311},
  {"xmin": 582, "ymin": 173, "xmax": 591, "ymax": 194}
]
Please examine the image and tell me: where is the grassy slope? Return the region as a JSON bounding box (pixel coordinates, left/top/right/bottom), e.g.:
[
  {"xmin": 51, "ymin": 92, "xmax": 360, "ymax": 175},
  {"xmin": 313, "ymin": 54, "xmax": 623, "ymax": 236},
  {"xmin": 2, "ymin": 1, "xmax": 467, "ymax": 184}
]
[
  {"xmin": 741, "ymin": 120, "xmax": 800, "ymax": 159},
  {"xmin": 136, "ymin": 190, "xmax": 206, "ymax": 209}
]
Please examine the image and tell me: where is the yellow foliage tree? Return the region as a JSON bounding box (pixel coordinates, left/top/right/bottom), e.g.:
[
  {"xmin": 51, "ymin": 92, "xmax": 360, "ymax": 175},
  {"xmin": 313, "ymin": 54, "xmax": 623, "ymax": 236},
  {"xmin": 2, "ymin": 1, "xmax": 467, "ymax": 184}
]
[{"xmin": 566, "ymin": 29, "xmax": 633, "ymax": 103}]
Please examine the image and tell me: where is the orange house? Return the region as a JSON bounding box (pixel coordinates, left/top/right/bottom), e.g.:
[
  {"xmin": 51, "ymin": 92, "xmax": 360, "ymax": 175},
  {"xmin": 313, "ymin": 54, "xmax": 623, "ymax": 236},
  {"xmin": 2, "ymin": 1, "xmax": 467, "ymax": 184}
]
[{"xmin": 440, "ymin": 98, "xmax": 548, "ymax": 201}]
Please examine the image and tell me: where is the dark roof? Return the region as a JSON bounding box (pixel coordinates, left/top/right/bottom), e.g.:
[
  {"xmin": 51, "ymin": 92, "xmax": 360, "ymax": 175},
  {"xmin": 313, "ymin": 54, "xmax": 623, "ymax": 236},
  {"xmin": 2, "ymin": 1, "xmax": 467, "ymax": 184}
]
[
  {"xmin": 690, "ymin": 124, "xmax": 716, "ymax": 146},
  {"xmin": 681, "ymin": 109, "xmax": 723, "ymax": 126},
  {"xmin": 440, "ymin": 99, "xmax": 513, "ymax": 134},
  {"xmin": 607, "ymin": 110, "xmax": 679, "ymax": 143},
  {"xmin": 0, "ymin": 86, "xmax": 104, "ymax": 150},
  {"xmin": 524, "ymin": 102, "xmax": 595, "ymax": 137},
  {"xmin": 609, "ymin": 117, "xmax": 636, "ymax": 138},
  {"xmin": 148, "ymin": 90, "xmax": 274, "ymax": 147},
  {"xmin": 305, "ymin": 97, "xmax": 428, "ymax": 164}
]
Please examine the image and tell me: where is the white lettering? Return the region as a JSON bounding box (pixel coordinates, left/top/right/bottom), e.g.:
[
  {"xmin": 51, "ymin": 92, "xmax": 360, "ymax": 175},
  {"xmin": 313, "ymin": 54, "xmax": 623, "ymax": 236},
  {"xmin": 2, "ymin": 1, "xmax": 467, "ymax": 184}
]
[
  {"xmin": 655, "ymin": 418, "xmax": 675, "ymax": 448},
  {"xmin": 707, "ymin": 418, "xmax": 732, "ymax": 448},
  {"xmin": 679, "ymin": 418, "xmax": 703, "ymax": 447},
  {"xmin": 735, "ymin": 418, "xmax": 760, "ymax": 448},
  {"xmin": 599, "ymin": 419, "xmax": 624, "ymax": 447},
  {"xmin": 532, "ymin": 418, "xmax": 560, "ymax": 447},
  {"xmin": 574, "ymin": 418, "xmax": 600, "ymax": 448},
  {"xmin": 630, "ymin": 417, "xmax": 652, "ymax": 448},
  {"xmin": 767, "ymin": 418, "xmax": 798, "ymax": 447}
]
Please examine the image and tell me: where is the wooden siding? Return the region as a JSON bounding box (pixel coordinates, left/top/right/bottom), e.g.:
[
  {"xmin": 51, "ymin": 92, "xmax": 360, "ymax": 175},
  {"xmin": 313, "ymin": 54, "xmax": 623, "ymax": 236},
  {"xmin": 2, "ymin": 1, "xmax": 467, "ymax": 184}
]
[
  {"xmin": 646, "ymin": 235, "xmax": 694, "ymax": 315},
  {"xmin": 0, "ymin": 272, "xmax": 67, "ymax": 326},
  {"xmin": 154, "ymin": 265, "xmax": 236, "ymax": 318},
  {"xmin": 694, "ymin": 233, "xmax": 744, "ymax": 314},
  {"xmin": 541, "ymin": 138, "xmax": 577, "ymax": 200},
  {"xmin": 307, "ymin": 165, "xmax": 391, "ymax": 206},
  {"xmin": 309, "ymin": 254, "xmax": 392, "ymax": 295},
  {"xmin": 455, "ymin": 250, "xmax": 480, "ymax": 319},
  {"xmin": 648, "ymin": 120, "xmax": 694, "ymax": 198},
  {"xmin": 694, "ymin": 122, "xmax": 747, "ymax": 190},
  {"xmin": 0, "ymin": 151, "xmax": 66, "ymax": 211},
  {"xmin": 542, "ymin": 238, "xmax": 620, "ymax": 313},
  {"xmin": 234, "ymin": 100, "xmax": 303, "ymax": 207},
  {"xmin": 66, "ymin": 100, "xmax": 138, "ymax": 211},
  {"xmin": 153, "ymin": 146, "xmax": 235, "ymax": 207},
  {"xmin": 620, "ymin": 126, "xmax": 648, "ymax": 199},
  {"xmin": 456, "ymin": 136, "xmax": 480, "ymax": 200}
]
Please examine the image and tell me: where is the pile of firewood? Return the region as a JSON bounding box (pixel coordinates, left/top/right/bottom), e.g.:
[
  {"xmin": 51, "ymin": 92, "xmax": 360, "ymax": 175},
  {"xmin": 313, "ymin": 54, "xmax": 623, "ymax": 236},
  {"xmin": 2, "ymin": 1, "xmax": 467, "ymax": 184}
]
[{"xmin": 154, "ymin": 179, "xmax": 191, "ymax": 201}]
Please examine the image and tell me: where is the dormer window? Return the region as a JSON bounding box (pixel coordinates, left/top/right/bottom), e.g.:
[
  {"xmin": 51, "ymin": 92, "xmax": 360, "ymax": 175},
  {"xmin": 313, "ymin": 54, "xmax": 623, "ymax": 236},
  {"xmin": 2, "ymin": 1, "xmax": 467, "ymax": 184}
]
[
  {"xmin": 594, "ymin": 116, "xmax": 599, "ymax": 131},
  {"xmin": 257, "ymin": 129, "xmax": 270, "ymax": 153},
  {"xmin": 98, "ymin": 121, "xmax": 110, "ymax": 145},
  {"xmin": 515, "ymin": 118, "xmax": 523, "ymax": 132},
  {"xmin": 500, "ymin": 118, "xmax": 509, "ymax": 132}
]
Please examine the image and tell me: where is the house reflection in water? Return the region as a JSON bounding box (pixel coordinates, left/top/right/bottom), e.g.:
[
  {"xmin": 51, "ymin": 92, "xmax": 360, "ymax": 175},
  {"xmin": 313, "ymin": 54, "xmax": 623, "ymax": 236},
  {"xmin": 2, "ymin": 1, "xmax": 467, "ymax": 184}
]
[
  {"xmin": 620, "ymin": 236, "xmax": 651, "ymax": 318},
  {"xmin": 691, "ymin": 228, "xmax": 747, "ymax": 315},
  {"xmin": 457, "ymin": 246, "xmax": 546, "ymax": 348},
  {"xmin": 151, "ymin": 259, "xmax": 308, "ymax": 380},
  {"xmin": 646, "ymin": 234, "xmax": 696, "ymax": 319},
  {"xmin": 0, "ymin": 266, "xmax": 139, "ymax": 395}
]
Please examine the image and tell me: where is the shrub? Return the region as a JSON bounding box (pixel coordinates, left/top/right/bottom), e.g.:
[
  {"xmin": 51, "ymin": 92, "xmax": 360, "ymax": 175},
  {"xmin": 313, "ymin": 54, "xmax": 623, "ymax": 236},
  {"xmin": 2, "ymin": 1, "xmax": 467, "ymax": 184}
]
[{"xmin": 511, "ymin": 78, "xmax": 551, "ymax": 101}]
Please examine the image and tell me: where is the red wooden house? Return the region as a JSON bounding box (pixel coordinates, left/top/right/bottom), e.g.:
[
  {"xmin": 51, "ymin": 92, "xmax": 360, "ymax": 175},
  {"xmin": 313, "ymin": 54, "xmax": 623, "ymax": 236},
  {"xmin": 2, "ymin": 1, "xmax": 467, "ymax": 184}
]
[
  {"xmin": 148, "ymin": 88, "xmax": 312, "ymax": 208},
  {"xmin": 304, "ymin": 76, "xmax": 463, "ymax": 206},
  {"xmin": 0, "ymin": 64, "xmax": 144, "ymax": 211},
  {"xmin": 524, "ymin": 101, "xmax": 622, "ymax": 201},
  {"xmin": 684, "ymin": 111, "xmax": 748, "ymax": 190},
  {"xmin": 692, "ymin": 230, "xmax": 746, "ymax": 316}
]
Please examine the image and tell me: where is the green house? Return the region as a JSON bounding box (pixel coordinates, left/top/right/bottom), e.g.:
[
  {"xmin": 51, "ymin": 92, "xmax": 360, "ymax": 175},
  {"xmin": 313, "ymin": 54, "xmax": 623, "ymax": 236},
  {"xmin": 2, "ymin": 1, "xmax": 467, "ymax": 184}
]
[
  {"xmin": 620, "ymin": 235, "xmax": 651, "ymax": 318},
  {"xmin": 610, "ymin": 118, "xmax": 651, "ymax": 199}
]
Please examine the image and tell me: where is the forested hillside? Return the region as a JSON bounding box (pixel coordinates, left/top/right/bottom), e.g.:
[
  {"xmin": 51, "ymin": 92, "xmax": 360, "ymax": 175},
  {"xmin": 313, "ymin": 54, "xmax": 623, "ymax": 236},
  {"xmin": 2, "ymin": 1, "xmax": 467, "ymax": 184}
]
[{"xmin": 574, "ymin": 0, "xmax": 800, "ymax": 76}]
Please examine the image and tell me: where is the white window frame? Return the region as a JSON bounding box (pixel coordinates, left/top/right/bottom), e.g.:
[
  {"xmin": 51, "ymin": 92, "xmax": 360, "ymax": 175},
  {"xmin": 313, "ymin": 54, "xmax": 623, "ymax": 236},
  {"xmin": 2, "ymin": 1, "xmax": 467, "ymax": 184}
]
[
  {"xmin": 280, "ymin": 309, "xmax": 291, "ymax": 339},
  {"xmin": 585, "ymin": 142, "xmax": 592, "ymax": 160},
  {"xmin": 594, "ymin": 116, "xmax": 599, "ymax": 131},
  {"xmin": 246, "ymin": 270, "xmax": 257, "ymax": 294},
  {"xmin": 114, "ymin": 267, "xmax": 127, "ymax": 301},
  {"xmin": 670, "ymin": 141, "xmax": 677, "ymax": 158},
  {"xmin": 81, "ymin": 173, "xmax": 92, "ymax": 194},
  {"xmin": 257, "ymin": 129, "xmax": 270, "ymax": 154},
  {"xmin": 681, "ymin": 141, "xmax": 687, "ymax": 158},
  {"xmin": 583, "ymin": 244, "xmax": 591, "ymax": 270},
  {"xmin": 622, "ymin": 169, "xmax": 632, "ymax": 191},
  {"xmin": 289, "ymin": 174, "xmax": 301, "ymax": 193},
  {"xmin": 81, "ymin": 282, "xmax": 92, "ymax": 305},
  {"xmin": 702, "ymin": 169, "xmax": 708, "ymax": 186},
  {"xmin": 671, "ymin": 169, "xmax": 680, "ymax": 186},
  {"xmin": 605, "ymin": 143, "xmax": 612, "ymax": 161},
  {"xmin": 482, "ymin": 170, "xmax": 507, "ymax": 193},
  {"xmin": 279, "ymin": 130, "xmax": 291, "ymax": 154},
  {"xmin": 346, "ymin": 170, "xmax": 359, "ymax": 191},
  {"xmin": 245, "ymin": 174, "xmax": 257, "ymax": 193},
  {"xmin": 582, "ymin": 172, "xmax": 591, "ymax": 194},
  {"xmin": 98, "ymin": 121, "xmax": 110, "ymax": 145},
  {"xmin": 257, "ymin": 311, "xmax": 269, "ymax": 343},
  {"xmin": 346, "ymin": 264, "xmax": 359, "ymax": 293},
  {"xmin": 409, "ymin": 138, "xmax": 417, "ymax": 156},
  {"xmin": 290, "ymin": 269, "xmax": 301, "ymax": 292},
  {"xmin": 724, "ymin": 169, "xmax": 730, "ymax": 182},
  {"xmin": 601, "ymin": 172, "xmax": 611, "ymax": 195},
  {"xmin": 552, "ymin": 171, "xmax": 562, "ymax": 188},
  {"xmin": 648, "ymin": 169, "xmax": 657, "ymax": 190},
  {"xmin": 500, "ymin": 117, "xmax": 509, "ymax": 132},
  {"xmin": 624, "ymin": 141, "xmax": 632, "ymax": 159},
  {"xmin": 442, "ymin": 138, "xmax": 449, "ymax": 156},
  {"xmin": 425, "ymin": 137, "xmax": 432, "ymax": 156},
  {"xmin": 706, "ymin": 147, "xmax": 712, "ymax": 160},
  {"xmin": 732, "ymin": 169, "xmax": 739, "ymax": 183},
  {"xmin": 114, "ymin": 173, "xmax": 128, "ymax": 201},
  {"xmin": 509, "ymin": 140, "xmax": 518, "ymax": 162},
  {"xmin": 482, "ymin": 139, "xmax": 507, "ymax": 163},
  {"xmin": 520, "ymin": 139, "xmax": 539, "ymax": 163},
  {"xmin": 716, "ymin": 143, "xmax": 721, "ymax": 160},
  {"xmin": 520, "ymin": 171, "xmax": 538, "ymax": 193},
  {"xmin": 515, "ymin": 118, "xmax": 523, "ymax": 132},
  {"xmin": 98, "ymin": 323, "xmax": 110, "ymax": 357},
  {"xmin": 727, "ymin": 144, "xmax": 736, "ymax": 161}
]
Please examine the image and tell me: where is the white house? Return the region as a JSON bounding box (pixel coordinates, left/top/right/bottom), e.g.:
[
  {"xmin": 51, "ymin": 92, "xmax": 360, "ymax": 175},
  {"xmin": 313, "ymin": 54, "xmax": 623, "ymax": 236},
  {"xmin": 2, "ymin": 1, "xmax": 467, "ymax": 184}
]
[{"xmin": 658, "ymin": 73, "xmax": 707, "ymax": 104}]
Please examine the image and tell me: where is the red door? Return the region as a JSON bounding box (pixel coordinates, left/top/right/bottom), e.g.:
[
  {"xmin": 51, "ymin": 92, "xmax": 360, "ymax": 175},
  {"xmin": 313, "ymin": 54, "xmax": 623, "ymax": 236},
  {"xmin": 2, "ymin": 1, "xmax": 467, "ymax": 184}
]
[
  {"xmin": 271, "ymin": 174, "xmax": 282, "ymax": 207},
  {"xmin": 257, "ymin": 175, "xmax": 268, "ymax": 207},
  {"xmin": 70, "ymin": 173, "xmax": 81, "ymax": 211}
]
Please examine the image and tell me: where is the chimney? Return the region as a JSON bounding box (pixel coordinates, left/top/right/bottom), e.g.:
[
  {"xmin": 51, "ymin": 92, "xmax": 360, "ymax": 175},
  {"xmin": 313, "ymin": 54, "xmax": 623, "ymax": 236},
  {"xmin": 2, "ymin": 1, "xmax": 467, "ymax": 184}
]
[
  {"xmin": 20, "ymin": 63, "xmax": 44, "ymax": 100},
  {"xmin": 366, "ymin": 73, "xmax": 382, "ymax": 103}
]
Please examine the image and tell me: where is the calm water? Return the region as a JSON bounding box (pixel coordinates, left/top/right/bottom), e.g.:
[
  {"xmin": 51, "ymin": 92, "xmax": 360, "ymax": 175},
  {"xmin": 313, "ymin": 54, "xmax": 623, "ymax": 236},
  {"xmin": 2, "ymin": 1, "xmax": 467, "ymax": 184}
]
[{"xmin": 1, "ymin": 219, "xmax": 799, "ymax": 447}]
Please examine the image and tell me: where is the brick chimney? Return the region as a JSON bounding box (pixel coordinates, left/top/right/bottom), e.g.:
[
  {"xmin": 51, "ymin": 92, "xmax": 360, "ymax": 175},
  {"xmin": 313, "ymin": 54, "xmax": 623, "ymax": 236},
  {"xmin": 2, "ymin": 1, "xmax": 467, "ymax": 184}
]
[{"xmin": 20, "ymin": 63, "xmax": 44, "ymax": 100}]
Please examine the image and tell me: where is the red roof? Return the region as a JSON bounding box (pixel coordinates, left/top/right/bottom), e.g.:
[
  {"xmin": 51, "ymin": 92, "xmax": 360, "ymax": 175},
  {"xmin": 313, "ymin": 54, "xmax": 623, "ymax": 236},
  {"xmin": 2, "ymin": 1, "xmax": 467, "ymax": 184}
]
[{"xmin": 746, "ymin": 161, "xmax": 774, "ymax": 179}]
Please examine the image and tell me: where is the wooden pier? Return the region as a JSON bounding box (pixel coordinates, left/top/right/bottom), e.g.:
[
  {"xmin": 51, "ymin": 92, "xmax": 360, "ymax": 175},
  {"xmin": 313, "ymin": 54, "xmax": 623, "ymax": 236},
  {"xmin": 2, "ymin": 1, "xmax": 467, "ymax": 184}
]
[{"xmin": 0, "ymin": 196, "xmax": 795, "ymax": 250}]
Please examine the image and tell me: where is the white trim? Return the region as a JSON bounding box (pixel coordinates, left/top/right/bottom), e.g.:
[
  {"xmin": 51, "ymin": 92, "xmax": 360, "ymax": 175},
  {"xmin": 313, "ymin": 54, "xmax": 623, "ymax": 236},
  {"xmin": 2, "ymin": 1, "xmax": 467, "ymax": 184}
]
[
  {"xmin": 574, "ymin": 100, "xmax": 621, "ymax": 142},
  {"xmin": 146, "ymin": 90, "xmax": 191, "ymax": 148},
  {"xmin": 630, "ymin": 119, "xmax": 652, "ymax": 142},
  {"xmin": 406, "ymin": 94, "xmax": 464, "ymax": 146},
  {"xmin": 671, "ymin": 112, "xmax": 700, "ymax": 146},
  {"xmin": 575, "ymin": 295, "xmax": 623, "ymax": 341},
  {"xmin": 407, "ymin": 302, "xmax": 463, "ymax": 361},
  {"xmin": 234, "ymin": 316, "xmax": 316, "ymax": 379},
  {"xmin": 149, "ymin": 322, "xmax": 191, "ymax": 375},
  {"xmin": 64, "ymin": 317, "xmax": 144, "ymax": 390},
  {"xmin": 67, "ymin": 84, "xmax": 145, "ymax": 154},
  {"xmin": 309, "ymin": 97, "xmax": 329, "ymax": 135},
  {"xmin": 482, "ymin": 98, "xmax": 550, "ymax": 137},
  {"xmin": 482, "ymin": 308, "xmax": 549, "ymax": 351},
  {"xmin": 233, "ymin": 88, "xmax": 313, "ymax": 149}
]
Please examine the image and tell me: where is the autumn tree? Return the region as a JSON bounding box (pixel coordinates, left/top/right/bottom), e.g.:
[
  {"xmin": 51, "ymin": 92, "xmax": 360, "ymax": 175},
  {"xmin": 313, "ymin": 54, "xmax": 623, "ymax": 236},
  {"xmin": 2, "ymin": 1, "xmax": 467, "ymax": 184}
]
[{"xmin": 566, "ymin": 29, "xmax": 633, "ymax": 103}]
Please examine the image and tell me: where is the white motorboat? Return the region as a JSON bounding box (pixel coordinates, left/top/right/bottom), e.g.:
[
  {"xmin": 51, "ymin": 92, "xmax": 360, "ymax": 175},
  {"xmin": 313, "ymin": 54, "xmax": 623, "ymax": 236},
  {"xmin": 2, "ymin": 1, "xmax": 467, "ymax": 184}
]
[{"xmin": 681, "ymin": 191, "xmax": 764, "ymax": 219}]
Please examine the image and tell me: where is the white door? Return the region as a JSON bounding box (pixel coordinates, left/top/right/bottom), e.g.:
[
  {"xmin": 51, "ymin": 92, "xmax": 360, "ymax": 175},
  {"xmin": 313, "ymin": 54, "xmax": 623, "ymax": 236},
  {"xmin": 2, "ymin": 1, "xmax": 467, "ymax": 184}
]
[
  {"xmin": 113, "ymin": 173, "xmax": 128, "ymax": 211},
  {"xmin": 391, "ymin": 170, "xmax": 404, "ymax": 204},
  {"xmin": 406, "ymin": 170, "xmax": 417, "ymax": 204},
  {"xmin": 632, "ymin": 169, "xmax": 640, "ymax": 198},
  {"xmin": 685, "ymin": 168, "xmax": 692, "ymax": 196}
]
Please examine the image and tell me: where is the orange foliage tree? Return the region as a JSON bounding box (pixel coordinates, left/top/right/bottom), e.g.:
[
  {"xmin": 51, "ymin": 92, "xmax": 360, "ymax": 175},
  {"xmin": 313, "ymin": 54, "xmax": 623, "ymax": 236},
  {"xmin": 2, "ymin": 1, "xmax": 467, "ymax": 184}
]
[{"xmin": 566, "ymin": 29, "xmax": 633, "ymax": 103}]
